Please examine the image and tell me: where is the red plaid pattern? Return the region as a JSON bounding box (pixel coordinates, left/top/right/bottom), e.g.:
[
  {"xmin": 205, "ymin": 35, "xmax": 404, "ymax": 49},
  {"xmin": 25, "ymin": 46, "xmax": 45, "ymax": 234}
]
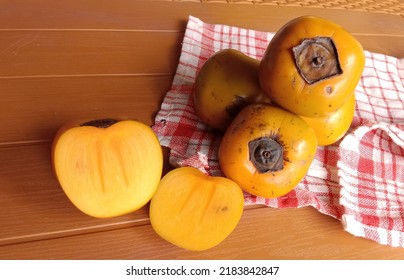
[{"xmin": 152, "ymin": 16, "xmax": 404, "ymax": 247}]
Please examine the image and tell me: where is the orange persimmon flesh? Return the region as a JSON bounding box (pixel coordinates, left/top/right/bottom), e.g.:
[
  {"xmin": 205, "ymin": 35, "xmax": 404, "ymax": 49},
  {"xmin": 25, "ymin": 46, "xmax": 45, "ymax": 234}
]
[
  {"xmin": 149, "ymin": 167, "xmax": 244, "ymax": 251},
  {"xmin": 52, "ymin": 119, "xmax": 163, "ymax": 218}
]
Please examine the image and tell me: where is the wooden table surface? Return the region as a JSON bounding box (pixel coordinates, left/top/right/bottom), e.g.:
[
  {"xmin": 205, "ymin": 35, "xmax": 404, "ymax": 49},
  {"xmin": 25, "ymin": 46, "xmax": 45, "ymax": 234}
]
[{"xmin": 1, "ymin": 0, "xmax": 404, "ymax": 259}]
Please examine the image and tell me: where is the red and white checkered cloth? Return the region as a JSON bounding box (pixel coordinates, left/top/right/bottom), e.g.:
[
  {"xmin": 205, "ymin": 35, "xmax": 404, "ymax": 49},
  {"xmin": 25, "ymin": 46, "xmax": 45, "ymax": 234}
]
[{"xmin": 152, "ymin": 16, "xmax": 404, "ymax": 247}]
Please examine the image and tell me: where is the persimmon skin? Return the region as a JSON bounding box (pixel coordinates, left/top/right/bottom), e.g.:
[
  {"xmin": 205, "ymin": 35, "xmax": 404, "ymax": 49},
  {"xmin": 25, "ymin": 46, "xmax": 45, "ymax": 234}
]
[
  {"xmin": 149, "ymin": 167, "xmax": 244, "ymax": 251},
  {"xmin": 193, "ymin": 49, "xmax": 270, "ymax": 131},
  {"xmin": 52, "ymin": 119, "xmax": 163, "ymax": 218},
  {"xmin": 259, "ymin": 16, "xmax": 365, "ymax": 118},
  {"xmin": 218, "ymin": 104, "xmax": 317, "ymax": 198},
  {"xmin": 301, "ymin": 93, "xmax": 355, "ymax": 146}
]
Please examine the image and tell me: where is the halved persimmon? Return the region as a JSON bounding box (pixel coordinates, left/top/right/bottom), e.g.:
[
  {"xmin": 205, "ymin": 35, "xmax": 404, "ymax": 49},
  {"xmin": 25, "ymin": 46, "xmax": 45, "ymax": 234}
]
[
  {"xmin": 149, "ymin": 167, "xmax": 244, "ymax": 251},
  {"xmin": 52, "ymin": 119, "xmax": 163, "ymax": 218}
]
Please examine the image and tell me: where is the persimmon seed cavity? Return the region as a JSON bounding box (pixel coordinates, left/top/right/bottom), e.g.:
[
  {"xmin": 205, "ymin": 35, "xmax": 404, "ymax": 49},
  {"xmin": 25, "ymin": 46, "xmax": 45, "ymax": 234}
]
[
  {"xmin": 249, "ymin": 137, "xmax": 284, "ymax": 173},
  {"xmin": 293, "ymin": 36, "xmax": 342, "ymax": 84},
  {"xmin": 80, "ymin": 119, "xmax": 118, "ymax": 128}
]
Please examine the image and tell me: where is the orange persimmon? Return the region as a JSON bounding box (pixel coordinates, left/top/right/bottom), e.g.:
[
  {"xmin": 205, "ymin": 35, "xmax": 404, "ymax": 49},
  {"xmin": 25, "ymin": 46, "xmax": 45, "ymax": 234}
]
[
  {"xmin": 259, "ymin": 16, "xmax": 365, "ymax": 118},
  {"xmin": 52, "ymin": 119, "xmax": 163, "ymax": 218},
  {"xmin": 149, "ymin": 167, "xmax": 244, "ymax": 251},
  {"xmin": 218, "ymin": 104, "xmax": 317, "ymax": 198},
  {"xmin": 193, "ymin": 49, "xmax": 270, "ymax": 131},
  {"xmin": 301, "ymin": 93, "xmax": 356, "ymax": 146}
]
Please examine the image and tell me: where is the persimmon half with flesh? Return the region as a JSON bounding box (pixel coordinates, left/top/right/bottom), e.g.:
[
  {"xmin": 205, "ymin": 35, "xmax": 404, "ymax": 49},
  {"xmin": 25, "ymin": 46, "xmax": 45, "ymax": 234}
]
[
  {"xmin": 52, "ymin": 119, "xmax": 163, "ymax": 218},
  {"xmin": 149, "ymin": 167, "xmax": 244, "ymax": 251}
]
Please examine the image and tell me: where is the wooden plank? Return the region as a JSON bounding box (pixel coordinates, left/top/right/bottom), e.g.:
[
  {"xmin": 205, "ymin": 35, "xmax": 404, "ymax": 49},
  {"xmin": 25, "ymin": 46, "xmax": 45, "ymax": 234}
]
[
  {"xmin": 1, "ymin": 1, "xmax": 403, "ymax": 36},
  {"xmin": 0, "ymin": 30, "xmax": 401, "ymax": 80},
  {"xmin": 0, "ymin": 31, "xmax": 182, "ymax": 77},
  {"xmin": 0, "ymin": 143, "xmax": 173, "ymax": 246},
  {"xmin": 0, "ymin": 75, "xmax": 173, "ymax": 144},
  {"xmin": 1, "ymin": 139, "xmax": 404, "ymax": 258},
  {"xmin": 2, "ymin": 206, "xmax": 404, "ymax": 259},
  {"xmin": 0, "ymin": 142, "xmax": 148, "ymax": 246},
  {"xmin": 353, "ymin": 35, "xmax": 404, "ymax": 57}
]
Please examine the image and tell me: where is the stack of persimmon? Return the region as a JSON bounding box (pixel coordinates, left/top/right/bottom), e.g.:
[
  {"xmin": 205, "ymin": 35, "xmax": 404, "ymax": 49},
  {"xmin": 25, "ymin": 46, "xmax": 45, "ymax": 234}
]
[
  {"xmin": 51, "ymin": 16, "xmax": 365, "ymax": 252},
  {"xmin": 193, "ymin": 15, "xmax": 365, "ymax": 199}
]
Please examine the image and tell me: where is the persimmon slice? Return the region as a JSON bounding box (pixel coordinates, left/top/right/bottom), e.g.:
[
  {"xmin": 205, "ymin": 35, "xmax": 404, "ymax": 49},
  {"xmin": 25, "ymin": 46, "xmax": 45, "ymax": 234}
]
[
  {"xmin": 52, "ymin": 119, "xmax": 163, "ymax": 218},
  {"xmin": 149, "ymin": 167, "xmax": 244, "ymax": 251}
]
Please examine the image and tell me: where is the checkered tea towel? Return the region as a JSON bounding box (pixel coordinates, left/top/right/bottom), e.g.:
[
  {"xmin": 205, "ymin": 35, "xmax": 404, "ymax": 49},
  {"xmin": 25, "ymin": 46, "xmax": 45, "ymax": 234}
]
[{"xmin": 152, "ymin": 16, "xmax": 404, "ymax": 247}]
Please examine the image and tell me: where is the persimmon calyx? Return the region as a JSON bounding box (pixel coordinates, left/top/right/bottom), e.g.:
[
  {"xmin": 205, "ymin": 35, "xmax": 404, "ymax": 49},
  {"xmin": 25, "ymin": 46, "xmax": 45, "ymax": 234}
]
[
  {"xmin": 248, "ymin": 136, "xmax": 284, "ymax": 173},
  {"xmin": 293, "ymin": 36, "xmax": 342, "ymax": 85},
  {"xmin": 226, "ymin": 95, "xmax": 247, "ymax": 119},
  {"xmin": 80, "ymin": 119, "xmax": 118, "ymax": 128}
]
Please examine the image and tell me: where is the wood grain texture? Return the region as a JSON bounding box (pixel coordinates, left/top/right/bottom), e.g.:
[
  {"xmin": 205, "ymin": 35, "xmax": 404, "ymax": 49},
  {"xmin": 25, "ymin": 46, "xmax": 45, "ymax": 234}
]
[
  {"xmin": 0, "ymin": 75, "xmax": 173, "ymax": 144},
  {"xmin": 1, "ymin": 0, "xmax": 404, "ymax": 259},
  {"xmin": 0, "ymin": 31, "xmax": 182, "ymax": 77},
  {"xmin": 2, "ymin": 206, "xmax": 404, "ymax": 260},
  {"xmin": 0, "ymin": 143, "xmax": 146, "ymax": 245}
]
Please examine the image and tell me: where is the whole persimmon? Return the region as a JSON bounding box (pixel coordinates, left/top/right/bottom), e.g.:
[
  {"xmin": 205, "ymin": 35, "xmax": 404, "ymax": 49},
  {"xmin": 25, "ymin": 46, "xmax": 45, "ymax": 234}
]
[
  {"xmin": 218, "ymin": 104, "xmax": 317, "ymax": 198},
  {"xmin": 301, "ymin": 93, "xmax": 355, "ymax": 146},
  {"xmin": 52, "ymin": 119, "xmax": 163, "ymax": 218},
  {"xmin": 149, "ymin": 167, "xmax": 244, "ymax": 251},
  {"xmin": 193, "ymin": 49, "xmax": 270, "ymax": 131},
  {"xmin": 259, "ymin": 16, "xmax": 365, "ymax": 118}
]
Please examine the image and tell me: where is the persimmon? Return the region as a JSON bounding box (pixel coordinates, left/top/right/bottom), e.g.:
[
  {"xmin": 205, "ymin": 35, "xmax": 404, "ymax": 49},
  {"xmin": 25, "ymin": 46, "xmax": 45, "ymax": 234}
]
[
  {"xmin": 259, "ymin": 16, "xmax": 365, "ymax": 118},
  {"xmin": 193, "ymin": 49, "xmax": 270, "ymax": 131},
  {"xmin": 149, "ymin": 167, "xmax": 244, "ymax": 251},
  {"xmin": 218, "ymin": 104, "xmax": 317, "ymax": 198},
  {"xmin": 52, "ymin": 119, "xmax": 163, "ymax": 218},
  {"xmin": 301, "ymin": 93, "xmax": 355, "ymax": 146}
]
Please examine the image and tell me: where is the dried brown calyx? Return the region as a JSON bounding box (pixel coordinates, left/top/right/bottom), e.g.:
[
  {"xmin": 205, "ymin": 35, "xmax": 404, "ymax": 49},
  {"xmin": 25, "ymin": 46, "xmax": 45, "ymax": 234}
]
[
  {"xmin": 80, "ymin": 119, "xmax": 118, "ymax": 128},
  {"xmin": 293, "ymin": 37, "xmax": 342, "ymax": 84},
  {"xmin": 226, "ymin": 95, "xmax": 247, "ymax": 118},
  {"xmin": 248, "ymin": 136, "xmax": 284, "ymax": 173}
]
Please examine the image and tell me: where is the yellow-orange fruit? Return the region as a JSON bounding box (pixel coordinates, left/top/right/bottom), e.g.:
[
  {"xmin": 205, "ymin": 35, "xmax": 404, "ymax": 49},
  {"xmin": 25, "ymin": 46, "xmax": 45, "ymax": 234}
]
[{"xmin": 52, "ymin": 119, "xmax": 163, "ymax": 218}]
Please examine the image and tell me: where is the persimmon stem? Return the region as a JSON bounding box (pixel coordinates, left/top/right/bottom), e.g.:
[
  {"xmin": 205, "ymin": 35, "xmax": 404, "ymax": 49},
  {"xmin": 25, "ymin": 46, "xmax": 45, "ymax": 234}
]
[
  {"xmin": 226, "ymin": 95, "xmax": 247, "ymax": 118},
  {"xmin": 293, "ymin": 36, "xmax": 342, "ymax": 84},
  {"xmin": 81, "ymin": 119, "xmax": 118, "ymax": 128},
  {"xmin": 249, "ymin": 137, "xmax": 283, "ymax": 173}
]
